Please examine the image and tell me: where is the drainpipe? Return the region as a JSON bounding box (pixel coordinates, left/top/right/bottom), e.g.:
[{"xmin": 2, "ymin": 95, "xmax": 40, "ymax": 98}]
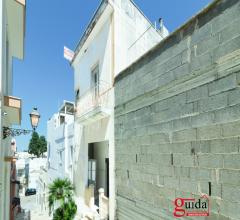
[{"xmin": 111, "ymin": 12, "xmax": 115, "ymax": 87}]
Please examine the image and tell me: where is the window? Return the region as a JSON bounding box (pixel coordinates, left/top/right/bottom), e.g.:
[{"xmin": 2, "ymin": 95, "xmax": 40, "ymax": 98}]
[
  {"xmin": 48, "ymin": 143, "xmax": 51, "ymax": 157},
  {"xmin": 60, "ymin": 115, "xmax": 65, "ymax": 125},
  {"xmin": 91, "ymin": 64, "xmax": 99, "ymax": 97},
  {"xmin": 70, "ymin": 145, "xmax": 73, "ymax": 165},
  {"xmin": 88, "ymin": 159, "xmax": 96, "ymax": 186},
  {"xmin": 59, "ymin": 151, "xmax": 63, "ymax": 166}
]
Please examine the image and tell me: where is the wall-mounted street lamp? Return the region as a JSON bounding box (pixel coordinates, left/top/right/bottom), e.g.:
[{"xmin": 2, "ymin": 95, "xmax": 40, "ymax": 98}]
[
  {"xmin": 29, "ymin": 107, "xmax": 40, "ymax": 131},
  {"xmin": 3, "ymin": 107, "xmax": 40, "ymax": 139}
]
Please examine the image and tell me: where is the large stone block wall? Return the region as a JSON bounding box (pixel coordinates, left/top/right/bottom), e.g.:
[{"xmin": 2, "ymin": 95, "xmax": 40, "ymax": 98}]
[{"xmin": 114, "ymin": 0, "xmax": 240, "ymax": 219}]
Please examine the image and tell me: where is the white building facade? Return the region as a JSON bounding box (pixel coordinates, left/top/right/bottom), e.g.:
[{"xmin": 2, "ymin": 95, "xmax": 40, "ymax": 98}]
[
  {"xmin": 0, "ymin": 1, "xmax": 26, "ymax": 220},
  {"xmin": 36, "ymin": 101, "xmax": 75, "ymax": 217},
  {"xmin": 71, "ymin": 0, "xmax": 168, "ymax": 219},
  {"xmin": 47, "ymin": 101, "xmax": 75, "ymax": 182}
]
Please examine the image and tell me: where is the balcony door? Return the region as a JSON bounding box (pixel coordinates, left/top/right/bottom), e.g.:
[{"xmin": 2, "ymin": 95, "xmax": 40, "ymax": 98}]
[{"xmin": 91, "ymin": 64, "xmax": 99, "ymax": 99}]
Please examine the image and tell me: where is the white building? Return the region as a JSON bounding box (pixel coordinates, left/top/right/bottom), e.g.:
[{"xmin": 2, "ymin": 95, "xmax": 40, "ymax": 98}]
[
  {"xmin": 47, "ymin": 101, "xmax": 75, "ymax": 182},
  {"xmin": 16, "ymin": 152, "xmax": 30, "ymax": 195},
  {"xmin": 28, "ymin": 157, "xmax": 47, "ymax": 189},
  {"xmin": 0, "ymin": 1, "xmax": 26, "ymax": 220},
  {"xmin": 16, "ymin": 152, "xmax": 47, "ymax": 190},
  {"xmin": 40, "ymin": 101, "xmax": 75, "ymax": 216},
  {"xmin": 36, "ymin": 164, "xmax": 49, "ymax": 215},
  {"xmin": 70, "ymin": 0, "xmax": 168, "ymax": 219}
]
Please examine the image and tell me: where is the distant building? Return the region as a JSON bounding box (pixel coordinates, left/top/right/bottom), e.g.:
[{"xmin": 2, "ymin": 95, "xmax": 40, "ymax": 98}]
[
  {"xmin": 16, "ymin": 152, "xmax": 29, "ymax": 195},
  {"xmin": 47, "ymin": 101, "xmax": 75, "ymax": 182},
  {"xmin": 36, "ymin": 165, "xmax": 49, "ymax": 215},
  {"xmin": 28, "ymin": 157, "xmax": 47, "ymax": 189},
  {"xmin": 16, "ymin": 152, "xmax": 47, "ymax": 191},
  {"xmin": 70, "ymin": 0, "xmax": 168, "ymax": 219},
  {"xmin": 39, "ymin": 101, "xmax": 75, "ymax": 216}
]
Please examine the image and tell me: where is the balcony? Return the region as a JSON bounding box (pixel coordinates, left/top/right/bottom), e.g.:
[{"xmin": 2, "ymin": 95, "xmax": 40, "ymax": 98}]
[
  {"xmin": 76, "ymin": 81, "xmax": 112, "ymax": 124},
  {"xmin": 3, "ymin": 96, "xmax": 22, "ymax": 125}
]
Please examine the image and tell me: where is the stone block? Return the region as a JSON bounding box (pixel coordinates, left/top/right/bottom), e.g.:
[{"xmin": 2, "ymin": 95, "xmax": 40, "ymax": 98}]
[
  {"xmin": 220, "ymin": 169, "xmax": 240, "ymax": 185},
  {"xmin": 198, "ymin": 154, "xmax": 223, "ymax": 168},
  {"xmin": 164, "ymin": 53, "xmax": 182, "ymax": 73},
  {"xmin": 222, "ymin": 185, "xmax": 240, "ymax": 203},
  {"xmin": 174, "ymin": 167, "xmax": 190, "ymax": 178},
  {"xmin": 172, "ymin": 129, "xmax": 197, "ymax": 142},
  {"xmin": 219, "ymin": 199, "xmax": 240, "ymax": 220},
  {"xmin": 223, "ymin": 154, "xmax": 240, "ymax": 169},
  {"xmin": 187, "ymin": 85, "xmax": 208, "ymax": 103},
  {"xmin": 181, "ymin": 49, "xmax": 191, "ymax": 64},
  {"xmin": 214, "ymin": 104, "xmax": 240, "ymax": 124},
  {"xmin": 211, "ymin": 2, "xmax": 240, "ymax": 33},
  {"xmin": 173, "ymin": 154, "xmax": 196, "ymax": 167},
  {"xmin": 179, "ymin": 178, "xmax": 198, "ymax": 193},
  {"xmin": 171, "ymin": 142, "xmax": 192, "ymax": 154},
  {"xmin": 197, "ymin": 125, "xmax": 222, "ymax": 140},
  {"xmin": 163, "ymin": 176, "xmax": 180, "ymax": 189},
  {"xmin": 189, "ymin": 168, "xmax": 213, "ymax": 181},
  {"xmin": 191, "ymin": 52, "xmax": 212, "ymax": 72},
  {"xmin": 191, "ymin": 23, "xmax": 212, "ymax": 45},
  {"xmin": 192, "ymin": 140, "xmax": 211, "ymax": 154},
  {"xmin": 173, "ymin": 63, "xmax": 190, "ymax": 80},
  {"xmin": 198, "ymin": 93, "xmax": 228, "ymax": 113},
  {"xmin": 213, "ymin": 35, "xmax": 240, "ymax": 62},
  {"xmin": 151, "ymin": 133, "xmax": 170, "ymax": 144},
  {"xmin": 173, "ymin": 117, "xmax": 192, "ymax": 131},
  {"xmin": 191, "ymin": 112, "xmax": 215, "ymax": 128},
  {"xmin": 196, "ymin": 34, "xmax": 220, "ymax": 56},
  {"xmin": 222, "ymin": 120, "xmax": 240, "ymax": 138},
  {"xmin": 208, "ymin": 74, "xmax": 237, "ymax": 96},
  {"xmin": 157, "ymin": 71, "xmax": 175, "ymax": 88},
  {"xmin": 228, "ymin": 88, "xmax": 240, "ymax": 106},
  {"xmin": 219, "ymin": 18, "xmax": 240, "ymax": 44},
  {"xmin": 210, "ymin": 138, "xmax": 239, "ymax": 153},
  {"xmin": 158, "ymin": 165, "xmax": 174, "ymax": 177}
]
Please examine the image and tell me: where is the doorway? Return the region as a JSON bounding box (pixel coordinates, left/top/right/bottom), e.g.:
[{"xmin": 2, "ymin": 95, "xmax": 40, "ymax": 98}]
[{"xmin": 88, "ymin": 141, "xmax": 109, "ymax": 203}]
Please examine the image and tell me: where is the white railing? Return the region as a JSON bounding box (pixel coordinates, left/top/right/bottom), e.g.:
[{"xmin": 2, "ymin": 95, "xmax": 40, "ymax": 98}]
[
  {"xmin": 76, "ymin": 81, "xmax": 111, "ymax": 118},
  {"xmin": 99, "ymin": 188, "xmax": 109, "ymax": 220}
]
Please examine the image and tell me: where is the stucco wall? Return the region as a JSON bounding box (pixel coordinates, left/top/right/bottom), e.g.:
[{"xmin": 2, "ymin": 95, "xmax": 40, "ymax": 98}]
[
  {"xmin": 0, "ymin": 1, "xmax": 17, "ymax": 219},
  {"xmin": 47, "ymin": 113, "xmax": 74, "ymax": 181},
  {"xmin": 73, "ymin": 19, "xmax": 112, "ymax": 95},
  {"xmin": 114, "ymin": 0, "xmax": 240, "ymax": 219},
  {"xmin": 114, "ymin": 0, "xmax": 168, "ymax": 75}
]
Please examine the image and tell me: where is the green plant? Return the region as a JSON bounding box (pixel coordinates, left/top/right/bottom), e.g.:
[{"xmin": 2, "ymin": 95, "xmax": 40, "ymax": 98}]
[
  {"xmin": 28, "ymin": 131, "xmax": 47, "ymax": 157},
  {"xmin": 48, "ymin": 178, "xmax": 77, "ymax": 220},
  {"xmin": 53, "ymin": 200, "xmax": 77, "ymax": 220}
]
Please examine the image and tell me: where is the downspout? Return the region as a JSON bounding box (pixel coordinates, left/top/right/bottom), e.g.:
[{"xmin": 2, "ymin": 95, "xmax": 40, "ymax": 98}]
[{"xmin": 111, "ymin": 10, "xmax": 115, "ymax": 86}]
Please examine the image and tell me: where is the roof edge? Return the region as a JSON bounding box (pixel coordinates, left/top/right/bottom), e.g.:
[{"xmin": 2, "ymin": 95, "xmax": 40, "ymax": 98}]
[
  {"xmin": 115, "ymin": 0, "xmax": 237, "ymax": 83},
  {"xmin": 71, "ymin": 0, "xmax": 109, "ymax": 65}
]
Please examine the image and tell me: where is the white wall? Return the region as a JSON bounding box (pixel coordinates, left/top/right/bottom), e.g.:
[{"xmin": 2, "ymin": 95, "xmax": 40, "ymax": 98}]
[
  {"xmin": 28, "ymin": 158, "xmax": 47, "ymax": 188},
  {"xmin": 0, "ymin": 1, "xmax": 16, "ymax": 219},
  {"xmin": 113, "ymin": 0, "xmax": 168, "ymax": 74},
  {"xmin": 93, "ymin": 141, "xmax": 109, "ymax": 195},
  {"xmin": 73, "ymin": 19, "xmax": 112, "ymax": 96},
  {"xmin": 71, "ymin": 1, "xmax": 169, "ymax": 219},
  {"xmin": 47, "ymin": 111, "xmax": 74, "ymax": 182}
]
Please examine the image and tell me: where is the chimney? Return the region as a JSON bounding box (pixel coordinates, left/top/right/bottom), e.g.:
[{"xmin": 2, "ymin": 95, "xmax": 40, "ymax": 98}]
[{"xmin": 159, "ymin": 18, "xmax": 164, "ymax": 34}]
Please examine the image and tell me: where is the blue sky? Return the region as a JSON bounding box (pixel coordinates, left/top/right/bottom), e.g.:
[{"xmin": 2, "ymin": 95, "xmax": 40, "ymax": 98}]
[{"xmin": 13, "ymin": 0, "xmax": 212, "ymax": 151}]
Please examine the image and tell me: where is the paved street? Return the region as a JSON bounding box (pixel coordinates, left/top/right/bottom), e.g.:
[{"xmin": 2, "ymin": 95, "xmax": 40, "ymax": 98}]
[{"xmin": 20, "ymin": 195, "xmax": 50, "ymax": 220}]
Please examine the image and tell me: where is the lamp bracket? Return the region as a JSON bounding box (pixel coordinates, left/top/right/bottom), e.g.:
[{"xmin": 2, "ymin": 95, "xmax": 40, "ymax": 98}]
[{"xmin": 3, "ymin": 126, "xmax": 32, "ymax": 139}]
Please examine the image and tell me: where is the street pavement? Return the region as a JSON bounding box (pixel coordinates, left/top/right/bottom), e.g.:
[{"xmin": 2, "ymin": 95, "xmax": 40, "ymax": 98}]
[{"xmin": 20, "ymin": 194, "xmax": 51, "ymax": 220}]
